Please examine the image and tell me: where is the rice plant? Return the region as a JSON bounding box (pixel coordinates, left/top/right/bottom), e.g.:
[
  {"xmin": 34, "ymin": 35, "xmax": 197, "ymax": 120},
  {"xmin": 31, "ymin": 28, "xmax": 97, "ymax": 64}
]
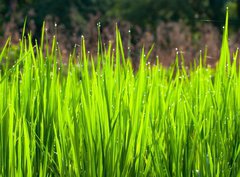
[{"xmin": 0, "ymin": 9, "xmax": 240, "ymax": 177}]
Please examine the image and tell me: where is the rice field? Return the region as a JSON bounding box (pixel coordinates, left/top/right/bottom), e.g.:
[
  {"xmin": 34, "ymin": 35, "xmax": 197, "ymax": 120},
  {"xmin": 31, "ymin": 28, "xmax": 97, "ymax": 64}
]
[{"xmin": 0, "ymin": 10, "xmax": 240, "ymax": 177}]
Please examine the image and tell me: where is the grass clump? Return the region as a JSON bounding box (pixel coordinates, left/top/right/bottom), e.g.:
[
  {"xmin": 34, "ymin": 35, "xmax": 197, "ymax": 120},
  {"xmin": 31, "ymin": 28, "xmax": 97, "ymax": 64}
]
[{"xmin": 0, "ymin": 10, "xmax": 240, "ymax": 177}]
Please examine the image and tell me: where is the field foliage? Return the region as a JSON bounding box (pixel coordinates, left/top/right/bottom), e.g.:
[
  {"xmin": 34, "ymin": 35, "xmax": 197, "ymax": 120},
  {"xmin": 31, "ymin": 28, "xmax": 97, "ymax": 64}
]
[{"xmin": 0, "ymin": 10, "xmax": 240, "ymax": 177}]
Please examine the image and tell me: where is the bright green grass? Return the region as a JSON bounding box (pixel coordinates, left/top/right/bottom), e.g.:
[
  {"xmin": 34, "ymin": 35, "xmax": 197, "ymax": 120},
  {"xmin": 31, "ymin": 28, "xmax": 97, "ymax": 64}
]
[{"xmin": 0, "ymin": 10, "xmax": 240, "ymax": 177}]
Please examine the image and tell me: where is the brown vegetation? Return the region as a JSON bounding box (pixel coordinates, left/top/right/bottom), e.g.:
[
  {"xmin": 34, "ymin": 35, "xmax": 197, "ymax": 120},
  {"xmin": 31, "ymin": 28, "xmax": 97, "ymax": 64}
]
[{"xmin": 1, "ymin": 13, "xmax": 240, "ymax": 67}]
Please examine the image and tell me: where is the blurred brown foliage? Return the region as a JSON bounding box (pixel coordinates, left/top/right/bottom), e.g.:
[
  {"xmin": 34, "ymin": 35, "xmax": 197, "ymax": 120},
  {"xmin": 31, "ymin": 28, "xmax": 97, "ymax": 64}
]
[{"xmin": 1, "ymin": 12, "xmax": 240, "ymax": 67}]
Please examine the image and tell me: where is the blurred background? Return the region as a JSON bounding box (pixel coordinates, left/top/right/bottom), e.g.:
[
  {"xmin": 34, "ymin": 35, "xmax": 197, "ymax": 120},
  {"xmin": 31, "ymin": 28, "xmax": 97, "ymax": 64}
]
[{"xmin": 1, "ymin": 0, "xmax": 240, "ymax": 66}]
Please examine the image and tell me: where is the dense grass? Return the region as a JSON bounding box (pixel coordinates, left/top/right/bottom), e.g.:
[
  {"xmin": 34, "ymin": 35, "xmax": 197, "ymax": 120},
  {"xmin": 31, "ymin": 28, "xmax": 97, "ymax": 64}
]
[{"xmin": 0, "ymin": 10, "xmax": 240, "ymax": 177}]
